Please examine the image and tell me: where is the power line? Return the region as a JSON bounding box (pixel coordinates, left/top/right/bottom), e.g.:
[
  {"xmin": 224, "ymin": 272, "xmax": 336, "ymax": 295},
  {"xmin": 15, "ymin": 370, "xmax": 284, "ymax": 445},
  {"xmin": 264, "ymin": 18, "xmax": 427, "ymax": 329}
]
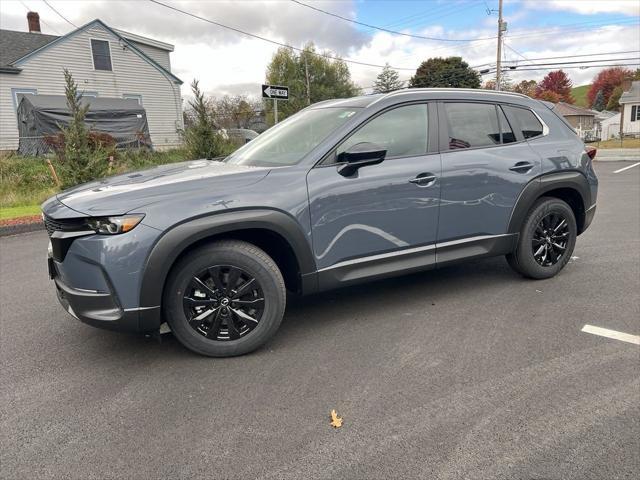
[
  {"xmin": 472, "ymin": 50, "xmax": 640, "ymax": 68},
  {"xmin": 290, "ymin": 0, "xmax": 496, "ymax": 42},
  {"xmin": 147, "ymin": 0, "xmax": 416, "ymax": 71},
  {"xmin": 41, "ymin": 0, "xmax": 77, "ymax": 28},
  {"xmin": 19, "ymin": 0, "xmax": 62, "ymax": 34},
  {"xmin": 480, "ymin": 63, "xmax": 640, "ymax": 74}
]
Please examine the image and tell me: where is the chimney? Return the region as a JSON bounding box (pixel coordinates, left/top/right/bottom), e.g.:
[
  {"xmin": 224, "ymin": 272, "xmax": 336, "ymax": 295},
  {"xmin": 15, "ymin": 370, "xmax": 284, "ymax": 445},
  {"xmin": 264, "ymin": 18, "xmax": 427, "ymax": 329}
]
[
  {"xmin": 621, "ymin": 78, "xmax": 632, "ymax": 92},
  {"xmin": 27, "ymin": 12, "xmax": 41, "ymax": 33}
]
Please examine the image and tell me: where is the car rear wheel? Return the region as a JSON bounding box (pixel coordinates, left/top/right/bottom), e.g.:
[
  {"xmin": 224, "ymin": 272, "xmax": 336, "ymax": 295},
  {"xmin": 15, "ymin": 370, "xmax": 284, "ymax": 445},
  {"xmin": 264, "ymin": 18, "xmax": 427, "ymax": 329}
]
[
  {"xmin": 506, "ymin": 197, "xmax": 577, "ymax": 279},
  {"xmin": 164, "ymin": 240, "xmax": 286, "ymax": 357}
]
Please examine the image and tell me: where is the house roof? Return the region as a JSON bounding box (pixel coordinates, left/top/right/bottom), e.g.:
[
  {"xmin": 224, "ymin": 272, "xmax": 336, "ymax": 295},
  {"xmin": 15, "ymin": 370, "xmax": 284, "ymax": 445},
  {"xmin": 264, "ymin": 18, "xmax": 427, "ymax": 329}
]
[
  {"xmin": 0, "ymin": 29, "xmax": 58, "ymax": 70},
  {"xmin": 0, "ymin": 20, "xmax": 181, "ymax": 84},
  {"xmin": 619, "ymin": 80, "xmax": 640, "ymax": 104},
  {"xmin": 552, "ymin": 102, "xmax": 597, "ymax": 117}
]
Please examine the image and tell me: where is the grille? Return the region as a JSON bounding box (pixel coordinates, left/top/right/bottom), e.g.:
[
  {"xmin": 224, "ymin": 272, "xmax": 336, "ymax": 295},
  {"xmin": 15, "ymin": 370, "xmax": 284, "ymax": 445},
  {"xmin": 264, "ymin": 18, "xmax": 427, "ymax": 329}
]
[{"xmin": 43, "ymin": 215, "xmax": 89, "ymax": 237}]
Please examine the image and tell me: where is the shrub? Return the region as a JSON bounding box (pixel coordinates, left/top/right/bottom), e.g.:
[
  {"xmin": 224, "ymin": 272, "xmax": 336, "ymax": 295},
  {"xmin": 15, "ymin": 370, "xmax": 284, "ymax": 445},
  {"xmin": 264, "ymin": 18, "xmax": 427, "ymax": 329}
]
[{"xmin": 52, "ymin": 69, "xmax": 112, "ymax": 188}]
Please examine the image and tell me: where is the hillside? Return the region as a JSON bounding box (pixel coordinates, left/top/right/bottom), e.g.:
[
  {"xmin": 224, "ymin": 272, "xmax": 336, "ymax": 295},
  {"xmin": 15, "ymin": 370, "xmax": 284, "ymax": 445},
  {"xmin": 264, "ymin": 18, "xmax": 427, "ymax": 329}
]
[{"xmin": 572, "ymin": 84, "xmax": 590, "ymax": 107}]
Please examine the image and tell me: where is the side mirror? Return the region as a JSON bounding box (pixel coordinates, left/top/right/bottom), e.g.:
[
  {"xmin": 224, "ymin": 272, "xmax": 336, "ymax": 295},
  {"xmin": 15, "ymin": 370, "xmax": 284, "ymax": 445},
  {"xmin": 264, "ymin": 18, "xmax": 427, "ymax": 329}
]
[{"xmin": 336, "ymin": 142, "xmax": 387, "ymax": 177}]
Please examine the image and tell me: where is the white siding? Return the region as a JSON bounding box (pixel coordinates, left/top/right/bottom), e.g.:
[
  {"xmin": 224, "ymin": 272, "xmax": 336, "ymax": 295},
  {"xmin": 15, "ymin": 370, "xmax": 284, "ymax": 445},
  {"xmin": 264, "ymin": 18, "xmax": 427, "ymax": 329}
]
[
  {"xmin": 130, "ymin": 41, "xmax": 171, "ymax": 71},
  {"xmin": 622, "ymin": 103, "xmax": 640, "ymax": 135},
  {"xmin": 0, "ymin": 23, "xmax": 183, "ymax": 151}
]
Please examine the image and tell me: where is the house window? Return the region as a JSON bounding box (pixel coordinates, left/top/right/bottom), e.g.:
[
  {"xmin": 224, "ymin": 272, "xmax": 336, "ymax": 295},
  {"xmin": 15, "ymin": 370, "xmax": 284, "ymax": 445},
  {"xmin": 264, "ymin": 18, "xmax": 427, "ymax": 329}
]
[
  {"xmin": 91, "ymin": 39, "xmax": 112, "ymax": 71},
  {"xmin": 631, "ymin": 105, "xmax": 639, "ymax": 122},
  {"xmin": 11, "ymin": 88, "xmax": 37, "ymax": 111},
  {"xmin": 123, "ymin": 94, "xmax": 142, "ymax": 106}
]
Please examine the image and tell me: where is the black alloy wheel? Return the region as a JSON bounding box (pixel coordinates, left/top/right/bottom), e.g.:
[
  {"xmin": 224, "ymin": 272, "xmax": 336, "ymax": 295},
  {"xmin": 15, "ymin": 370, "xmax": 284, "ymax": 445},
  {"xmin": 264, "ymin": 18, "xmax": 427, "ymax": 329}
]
[
  {"xmin": 183, "ymin": 265, "xmax": 265, "ymax": 341},
  {"xmin": 531, "ymin": 213, "xmax": 570, "ymax": 266}
]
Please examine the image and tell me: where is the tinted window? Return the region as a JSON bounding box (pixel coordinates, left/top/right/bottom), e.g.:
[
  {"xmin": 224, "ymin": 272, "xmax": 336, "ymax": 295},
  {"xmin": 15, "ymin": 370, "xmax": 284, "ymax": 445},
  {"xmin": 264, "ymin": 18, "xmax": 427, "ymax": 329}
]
[
  {"xmin": 444, "ymin": 103, "xmax": 501, "ymax": 149},
  {"xmin": 337, "ymin": 104, "xmax": 428, "ymax": 158},
  {"xmin": 497, "ymin": 106, "xmax": 516, "ymax": 144},
  {"xmin": 503, "ymin": 105, "xmax": 544, "ymax": 138},
  {"xmin": 91, "ymin": 40, "xmax": 112, "ymax": 71}
]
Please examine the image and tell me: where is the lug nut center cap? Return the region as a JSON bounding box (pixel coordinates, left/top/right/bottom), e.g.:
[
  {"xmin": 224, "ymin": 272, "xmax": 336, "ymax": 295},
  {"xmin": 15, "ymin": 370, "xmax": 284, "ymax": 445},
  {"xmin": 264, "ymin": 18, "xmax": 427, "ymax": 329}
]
[{"xmin": 220, "ymin": 298, "xmax": 230, "ymax": 306}]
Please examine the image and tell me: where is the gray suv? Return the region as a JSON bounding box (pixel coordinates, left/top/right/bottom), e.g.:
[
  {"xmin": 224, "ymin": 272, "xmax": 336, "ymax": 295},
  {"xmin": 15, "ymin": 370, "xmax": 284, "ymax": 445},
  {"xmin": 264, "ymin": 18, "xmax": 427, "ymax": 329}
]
[{"xmin": 42, "ymin": 89, "xmax": 598, "ymax": 356}]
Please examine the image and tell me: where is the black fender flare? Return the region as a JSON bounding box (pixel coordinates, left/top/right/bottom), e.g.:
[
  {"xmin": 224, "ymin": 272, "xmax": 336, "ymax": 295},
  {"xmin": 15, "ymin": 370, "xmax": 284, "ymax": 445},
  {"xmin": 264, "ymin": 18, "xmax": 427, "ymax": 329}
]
[
  {"xmin": 138, "ymin": 209, "xmax": 316, "ymax": 311},
  {"xmin": 507, "ymin": 170, "xmax": 592, "ymax": 234}
]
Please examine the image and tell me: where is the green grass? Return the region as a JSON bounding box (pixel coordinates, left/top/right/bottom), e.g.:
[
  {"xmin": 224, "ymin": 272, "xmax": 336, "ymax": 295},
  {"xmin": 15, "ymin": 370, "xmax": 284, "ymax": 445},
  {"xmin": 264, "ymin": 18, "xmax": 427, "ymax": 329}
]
[
  {"xmin": 0, "ymin": 204, "xmax": 42, "ymax": 220},
  {"xmin": 571, "ymin": 84, "xmax": 590, "ymax": 107},
  {"xmin": 0, "ymin": 147, "xmax": 195, "ymax": 215},
  {"xmin": 594, "ymin": 138, "xmax": 640, "ymax": 149}
]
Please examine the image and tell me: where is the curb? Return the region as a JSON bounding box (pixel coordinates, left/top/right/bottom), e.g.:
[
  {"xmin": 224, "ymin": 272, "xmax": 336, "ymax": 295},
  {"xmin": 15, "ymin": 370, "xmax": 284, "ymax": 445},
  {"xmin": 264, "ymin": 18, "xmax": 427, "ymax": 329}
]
[{"xmin": 0, "ymin": 221, "xmax": 45, "ymax": 237}]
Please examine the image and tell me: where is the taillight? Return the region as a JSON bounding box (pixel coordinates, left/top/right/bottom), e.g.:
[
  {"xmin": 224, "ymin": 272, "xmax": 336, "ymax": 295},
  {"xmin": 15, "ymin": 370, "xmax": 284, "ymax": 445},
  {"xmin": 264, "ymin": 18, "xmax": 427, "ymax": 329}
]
[{"xmin": 585, "ymin": 146, "xmax": 597, "ymax": 160}]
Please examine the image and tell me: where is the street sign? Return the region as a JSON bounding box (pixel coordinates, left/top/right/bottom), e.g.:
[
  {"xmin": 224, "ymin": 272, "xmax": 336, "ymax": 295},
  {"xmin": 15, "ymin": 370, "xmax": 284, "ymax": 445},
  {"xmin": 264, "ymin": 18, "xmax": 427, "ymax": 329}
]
[{"xmin": 262, "ymin": 84, "xmax": 289, "ymax": 100}]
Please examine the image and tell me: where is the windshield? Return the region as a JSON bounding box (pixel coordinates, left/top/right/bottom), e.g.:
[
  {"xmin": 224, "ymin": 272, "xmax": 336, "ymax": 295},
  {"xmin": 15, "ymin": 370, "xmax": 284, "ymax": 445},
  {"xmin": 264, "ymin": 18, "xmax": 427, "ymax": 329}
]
[{"xmin": 225, "ymin": 107, "xmax": 360, "ymax": 167}]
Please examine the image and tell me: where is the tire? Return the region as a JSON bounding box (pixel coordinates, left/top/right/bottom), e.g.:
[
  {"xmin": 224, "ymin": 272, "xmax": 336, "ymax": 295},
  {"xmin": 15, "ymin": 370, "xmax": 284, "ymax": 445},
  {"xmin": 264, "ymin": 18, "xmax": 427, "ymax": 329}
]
[
  {"xmin": 506, "ymin": 197, "xmax": 577, "ymax": 280},
  {"xmin": 163, "ymin": 240, "xmax": 286, "ymax": 357}
]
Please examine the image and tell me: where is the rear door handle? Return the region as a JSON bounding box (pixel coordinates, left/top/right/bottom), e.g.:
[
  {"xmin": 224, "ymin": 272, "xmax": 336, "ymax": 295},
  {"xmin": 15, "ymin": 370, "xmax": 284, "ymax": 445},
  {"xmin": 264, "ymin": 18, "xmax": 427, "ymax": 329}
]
[
  {"xmin": 409, "ymin": 173, "xmax": 437, "ymax": 186},
  {"xmin": 509, "ymin": 161, "xmax": 534, "ymax": 173}
]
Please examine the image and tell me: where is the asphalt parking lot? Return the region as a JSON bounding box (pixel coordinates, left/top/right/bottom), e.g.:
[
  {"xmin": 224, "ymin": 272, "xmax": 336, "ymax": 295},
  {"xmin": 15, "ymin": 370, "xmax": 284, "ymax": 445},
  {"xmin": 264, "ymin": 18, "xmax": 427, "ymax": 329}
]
[{"xmin": 1, "ymin": 161, "xmax": 639, "ymax": 480}]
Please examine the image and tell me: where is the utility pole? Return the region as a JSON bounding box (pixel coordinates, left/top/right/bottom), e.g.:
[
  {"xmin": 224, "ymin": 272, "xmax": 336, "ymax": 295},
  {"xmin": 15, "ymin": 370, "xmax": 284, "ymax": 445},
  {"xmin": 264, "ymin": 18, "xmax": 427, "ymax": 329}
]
[
  {"xmin": 495, "ymin": 0, "xmax": 504, "ymax": 91},
  {"xmin": 304, "ymin": 55, "xmax": 311, "ymax": 105}
]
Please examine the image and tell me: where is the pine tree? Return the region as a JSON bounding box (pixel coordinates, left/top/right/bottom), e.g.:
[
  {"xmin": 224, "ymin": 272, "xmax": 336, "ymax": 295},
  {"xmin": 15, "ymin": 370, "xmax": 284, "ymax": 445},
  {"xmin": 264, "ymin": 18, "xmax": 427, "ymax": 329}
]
[
  {"xmin": 183, "ymin": 80, "xmax": 229, "ymax": 159},
  {"xmin": 592, "ymin": 89, "xmax": 606, "ymax": 111},
  {"xmin": 372, "ymin": 64, "xmax": 404, "ymax": 93}
]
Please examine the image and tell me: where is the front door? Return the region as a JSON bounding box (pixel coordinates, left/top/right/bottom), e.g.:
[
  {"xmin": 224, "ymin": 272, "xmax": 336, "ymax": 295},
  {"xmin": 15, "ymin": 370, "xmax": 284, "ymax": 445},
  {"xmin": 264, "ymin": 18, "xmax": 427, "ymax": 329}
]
[
  {"xmin": 307, "ymin": 103, "xmax": 441, "ymax": 286},
  {"xmin": 437, "ymin": 101, "xmax": 543, "ymax": 242}
]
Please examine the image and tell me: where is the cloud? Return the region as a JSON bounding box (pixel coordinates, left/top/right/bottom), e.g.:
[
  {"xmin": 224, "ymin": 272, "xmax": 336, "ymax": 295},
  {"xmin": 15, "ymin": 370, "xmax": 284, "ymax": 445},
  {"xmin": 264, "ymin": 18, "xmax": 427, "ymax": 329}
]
[{"xmin": 523, "ymin": 0, "xmax": 640, "ymax": 16}]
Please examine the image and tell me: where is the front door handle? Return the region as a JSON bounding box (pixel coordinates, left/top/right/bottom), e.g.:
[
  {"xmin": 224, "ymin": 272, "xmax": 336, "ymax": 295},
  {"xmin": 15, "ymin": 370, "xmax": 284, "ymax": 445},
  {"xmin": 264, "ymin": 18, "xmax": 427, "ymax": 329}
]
[
  {"xmin": 509, "ymin": 161, "xmax": 534, "ymax": 173},
  {"xmin": 409, "ymin": 172, "xmax": 437, "ymax": 186}
]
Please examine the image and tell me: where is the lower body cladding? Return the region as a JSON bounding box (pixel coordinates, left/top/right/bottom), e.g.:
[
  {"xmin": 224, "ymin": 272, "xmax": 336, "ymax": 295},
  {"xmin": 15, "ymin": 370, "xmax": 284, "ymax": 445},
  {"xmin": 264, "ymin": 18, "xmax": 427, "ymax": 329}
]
[{"xmin": 315, "ymin": 233, "xmax": 518, "ymax": 291}]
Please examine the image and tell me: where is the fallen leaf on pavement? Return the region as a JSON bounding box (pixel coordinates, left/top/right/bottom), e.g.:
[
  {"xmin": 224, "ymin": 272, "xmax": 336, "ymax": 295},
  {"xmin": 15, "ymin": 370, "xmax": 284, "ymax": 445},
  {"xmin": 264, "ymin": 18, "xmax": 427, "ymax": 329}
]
[{"xmin": 330, "ymin": 409, "xmax": 343, "ymax": 428}]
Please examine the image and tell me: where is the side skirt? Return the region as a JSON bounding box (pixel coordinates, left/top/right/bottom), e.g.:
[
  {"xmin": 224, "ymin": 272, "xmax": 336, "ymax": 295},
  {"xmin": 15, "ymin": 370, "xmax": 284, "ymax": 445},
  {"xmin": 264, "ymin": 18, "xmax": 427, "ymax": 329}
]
[{"xmin": 314, "ymin": 233, "xmax": 518, "ymax": 292}]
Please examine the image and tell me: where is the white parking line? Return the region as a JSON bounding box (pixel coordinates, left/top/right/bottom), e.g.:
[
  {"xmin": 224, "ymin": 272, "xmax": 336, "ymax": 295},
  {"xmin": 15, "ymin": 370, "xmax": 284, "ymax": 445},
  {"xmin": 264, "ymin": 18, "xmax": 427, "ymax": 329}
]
[
  {"xmin": 613, "ymin": 162, "xmax": 640, "ymax": 174},
  {"xmin": 581, "ymin": 325, "xmax": 640, "ymax": 345}
]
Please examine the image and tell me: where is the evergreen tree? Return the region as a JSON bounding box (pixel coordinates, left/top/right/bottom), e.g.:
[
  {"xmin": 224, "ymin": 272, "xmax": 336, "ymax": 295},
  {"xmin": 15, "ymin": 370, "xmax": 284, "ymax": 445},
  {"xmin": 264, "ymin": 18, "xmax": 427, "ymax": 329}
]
[
  {"xmin": 372, "ymin": 63, "xmax": 404, "ymax": 93},
  {"xmin": 592, "ymin": 89, "xmax": 606, "ymax": 111},
  {"xmin": 183, "ymin": 80, "xmax": 229, "ymax": 159},
  {"xmin": 409, "ymin": 57, "xmax": 480, "ymax": 89}
]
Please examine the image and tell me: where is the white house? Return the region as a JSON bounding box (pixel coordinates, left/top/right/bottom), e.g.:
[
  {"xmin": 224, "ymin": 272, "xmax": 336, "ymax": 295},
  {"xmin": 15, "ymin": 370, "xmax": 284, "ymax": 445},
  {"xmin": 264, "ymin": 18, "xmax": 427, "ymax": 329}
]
[
  {"xmin": 619, "ymin": 80, "xmax": 640, "ymax": 137},
  {"xmin": 600, "ymin": 112, "xmax": 621, "ymax": 140},
  {"xmin": 0, "ymin": 12, "xmax": 183, "ymax": 151}
]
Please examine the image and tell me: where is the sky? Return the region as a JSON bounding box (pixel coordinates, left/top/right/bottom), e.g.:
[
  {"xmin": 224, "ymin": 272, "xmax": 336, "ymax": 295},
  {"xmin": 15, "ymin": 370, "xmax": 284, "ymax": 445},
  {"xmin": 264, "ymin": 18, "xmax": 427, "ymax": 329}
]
[{"xmin": 1, "ymin": 0, "xmax": 638, "ymax": 100}]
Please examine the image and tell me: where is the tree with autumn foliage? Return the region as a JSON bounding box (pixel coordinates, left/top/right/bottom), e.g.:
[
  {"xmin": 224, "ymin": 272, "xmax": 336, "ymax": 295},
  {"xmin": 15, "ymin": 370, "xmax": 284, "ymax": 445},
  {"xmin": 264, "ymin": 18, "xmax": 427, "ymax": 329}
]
[
  {"xmin": 586, "ymin": 67, "xmax": 632, "ymax": 108},
  {"xmin": 535, "ymin": 70, "xmax": 573, "ymax": 103}
]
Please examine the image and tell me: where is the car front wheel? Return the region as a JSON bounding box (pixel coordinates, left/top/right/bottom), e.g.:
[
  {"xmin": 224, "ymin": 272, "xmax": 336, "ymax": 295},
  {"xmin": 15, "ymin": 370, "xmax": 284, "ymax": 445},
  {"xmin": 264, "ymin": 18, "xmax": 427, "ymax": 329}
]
[
  {"xmin": 507, "ymin": 197, "xmax": 577, "ymax": 279},
  {"xmin": 164, "ymin": 240, "xmax": 286, "ymax": 357}
]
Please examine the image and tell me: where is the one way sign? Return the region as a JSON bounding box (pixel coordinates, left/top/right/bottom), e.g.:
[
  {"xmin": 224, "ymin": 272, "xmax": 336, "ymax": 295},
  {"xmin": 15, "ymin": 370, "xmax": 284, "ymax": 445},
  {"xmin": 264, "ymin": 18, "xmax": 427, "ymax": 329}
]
[{"xmin": 262, "ymin": 84, "xmax": 289, "ymax": 100}]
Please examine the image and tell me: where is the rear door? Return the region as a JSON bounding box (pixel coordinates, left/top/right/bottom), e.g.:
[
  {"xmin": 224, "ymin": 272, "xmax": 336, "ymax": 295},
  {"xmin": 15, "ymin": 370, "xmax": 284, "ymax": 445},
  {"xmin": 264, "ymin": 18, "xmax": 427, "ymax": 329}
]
[{"xmin": 437, "ymin": 101, "xmax": 542, "ymax": 242}]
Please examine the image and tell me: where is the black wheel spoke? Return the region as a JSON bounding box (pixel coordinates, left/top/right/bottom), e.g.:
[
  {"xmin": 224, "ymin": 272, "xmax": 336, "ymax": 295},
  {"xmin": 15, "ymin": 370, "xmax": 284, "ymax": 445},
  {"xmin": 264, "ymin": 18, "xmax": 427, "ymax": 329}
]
[
  {"xmin": 232, "ymin": 297, "xmax": 264, "ymax": 308},
  {"xmin": 226, "ymin": 267, "xmax": 241, "ymax": 296},
  {"xmin": 207, "ymin": 267, "xmax": 226, "ymax": 294},
  {"xmin": 206, "ymin": 308, "xmax": 224, "ymax": 339},
  {"xmin": 192, "ymin": 277, "xmax": 217, "ymax": 298},
  {"xmin": 226, "ymin": 311, "xmax": 241, "ymax": 339},
  {"xmin": 532, "ymin": 212, "xmax": 570, "ymax": 267},
  {"xmin": 233, "ymin": 278, "xmax": 256, "ymax": 298},
  {"xmin": 189, "ymin": 307, "xmax": 217, "ymax": 327},
  {"xmin": 231, "ymin": 307, "xmax": 259, "ymax": 325},
  {"xmin": 183, "ymin": 296, "xmax": 217, "ymax": 308}
]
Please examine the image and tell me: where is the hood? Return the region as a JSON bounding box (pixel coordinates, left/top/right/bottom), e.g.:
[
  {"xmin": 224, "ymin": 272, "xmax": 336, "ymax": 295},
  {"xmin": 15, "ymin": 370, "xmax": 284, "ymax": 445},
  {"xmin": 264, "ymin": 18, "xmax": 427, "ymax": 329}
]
[{"xmin": 56, "ymin": 160, "xmax": 270, "ymax": 216}]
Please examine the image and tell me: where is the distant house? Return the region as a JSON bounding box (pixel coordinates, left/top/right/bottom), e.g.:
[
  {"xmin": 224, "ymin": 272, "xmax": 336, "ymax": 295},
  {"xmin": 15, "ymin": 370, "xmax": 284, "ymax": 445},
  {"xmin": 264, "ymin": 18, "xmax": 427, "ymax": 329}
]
[
  {"xmin": 0, "ymin": 12, "xmax": 183, "ymax": 151},
  {"xmin": 595, "ymin": 81, "xmax": 640, "ymax": 139},
  {"xmin": 619, "ymin": 80, "xmax": 640, "ymax": 137},
  {"xmin": 552, "ymin": 102, "xmax": 597, "ymax": 132}
]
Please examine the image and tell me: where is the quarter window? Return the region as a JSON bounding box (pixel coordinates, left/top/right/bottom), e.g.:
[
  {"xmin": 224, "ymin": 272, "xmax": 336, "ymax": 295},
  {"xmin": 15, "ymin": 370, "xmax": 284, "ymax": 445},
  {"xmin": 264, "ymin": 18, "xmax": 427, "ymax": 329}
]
[
  {"xmin": 443, "ymin": 102, "xmax": 502, "ymax": 149},
  {"xmin": 91, "ymin": 39, "xmax": 112, "ymax": 71},
  {"xmin": 503, "ymin": 105, "xmax": 544, "ymax": 138},
  {"xmin": 337, "ymin": 104, "xmax": 428, "ymax": 159}
]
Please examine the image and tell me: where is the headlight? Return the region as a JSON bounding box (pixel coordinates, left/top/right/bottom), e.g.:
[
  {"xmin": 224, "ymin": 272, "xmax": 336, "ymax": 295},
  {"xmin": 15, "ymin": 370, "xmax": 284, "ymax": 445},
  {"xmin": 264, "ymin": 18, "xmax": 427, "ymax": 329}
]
[{"xmin": 87, "ymin": 214, "xmax": 145, "ymax": 234}]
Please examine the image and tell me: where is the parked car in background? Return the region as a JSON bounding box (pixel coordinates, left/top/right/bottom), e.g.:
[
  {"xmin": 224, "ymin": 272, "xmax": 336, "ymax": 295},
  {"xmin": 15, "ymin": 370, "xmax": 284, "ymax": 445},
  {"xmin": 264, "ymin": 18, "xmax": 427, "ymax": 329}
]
[{"xmin": 42, "ymin": 88, "xmax": 598, "ymax": 356}]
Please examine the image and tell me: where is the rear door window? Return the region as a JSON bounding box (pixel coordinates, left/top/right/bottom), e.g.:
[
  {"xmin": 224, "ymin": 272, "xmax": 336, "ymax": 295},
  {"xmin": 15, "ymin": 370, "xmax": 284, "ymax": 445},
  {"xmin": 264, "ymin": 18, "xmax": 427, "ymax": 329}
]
[
  {"xmin": 443, "ymin": 103, "xmax": 502, "ymax": 149},
  {"xmin": 503, "ymin": 105, "xmax": 544, "ymax": 139}
]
